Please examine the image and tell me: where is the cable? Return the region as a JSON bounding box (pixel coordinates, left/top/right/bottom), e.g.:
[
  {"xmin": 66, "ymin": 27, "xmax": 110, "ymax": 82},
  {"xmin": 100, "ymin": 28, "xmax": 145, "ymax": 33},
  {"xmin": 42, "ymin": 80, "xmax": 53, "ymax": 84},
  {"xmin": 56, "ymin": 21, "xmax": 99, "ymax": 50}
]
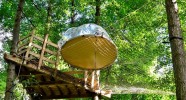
[{"xmin": 104, "ymin": 1, "xmax": 153, "ymax": 30}]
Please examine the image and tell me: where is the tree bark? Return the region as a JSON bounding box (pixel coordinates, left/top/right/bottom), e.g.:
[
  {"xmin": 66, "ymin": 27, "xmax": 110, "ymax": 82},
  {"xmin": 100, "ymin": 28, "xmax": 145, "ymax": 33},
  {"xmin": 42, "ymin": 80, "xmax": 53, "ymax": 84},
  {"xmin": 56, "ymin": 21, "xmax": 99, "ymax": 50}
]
[
  {"xmin": 4, "ymin": 0, "xmax": 25, "ymax": 100},
  {"xmin": 45, "ymin": 0, "xmax": 52, "ymax": 35},
  {"xmin": 95, "ymin": 0, "xmax": 100, "ymax": 25},
  {"xmin": 165, "ymin": 0, "xmax": 186, "ymax": 99},
  {"xmin": 70, "ymin": 0, "xmax": 75, "ymax": 26}
]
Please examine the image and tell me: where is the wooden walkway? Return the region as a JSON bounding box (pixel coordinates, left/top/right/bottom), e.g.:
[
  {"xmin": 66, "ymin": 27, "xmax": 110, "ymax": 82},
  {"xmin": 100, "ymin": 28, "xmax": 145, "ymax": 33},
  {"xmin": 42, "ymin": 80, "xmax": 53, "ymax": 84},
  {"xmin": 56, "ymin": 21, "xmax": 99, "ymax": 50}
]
[{"xmin": 4, "ymin": 30, "xmax": 111, "ymax": 99}]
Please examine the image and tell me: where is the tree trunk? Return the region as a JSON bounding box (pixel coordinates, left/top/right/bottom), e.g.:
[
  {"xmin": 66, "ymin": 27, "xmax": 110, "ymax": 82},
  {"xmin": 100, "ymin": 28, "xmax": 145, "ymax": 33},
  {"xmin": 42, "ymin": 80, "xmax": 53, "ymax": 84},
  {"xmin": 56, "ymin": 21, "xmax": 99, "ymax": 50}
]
[
  {"xmin": 70, "ymin": 0, "xmax": 75, "ymax": 26},
  {"xmin": 165, "ymin": 0, "xmax": 186, "ymax": 99},
  {"xmin": 46, "ymin": 0, "xmax": 52, "ymax": 35},
  {"xmin": 95, "ymin": 0, "xmax": 100, "ymax": 25},
  {"xmin": 4, "ymin": 0, "xmax": 25, "ymax": 100}
]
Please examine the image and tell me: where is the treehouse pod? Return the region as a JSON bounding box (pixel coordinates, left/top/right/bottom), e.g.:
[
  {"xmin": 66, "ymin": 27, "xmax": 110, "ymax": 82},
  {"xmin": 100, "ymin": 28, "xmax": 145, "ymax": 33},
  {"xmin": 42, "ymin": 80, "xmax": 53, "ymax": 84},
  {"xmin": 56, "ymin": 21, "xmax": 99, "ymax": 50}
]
[{"xmin": 58, "ymin": 24, "xmax": 117, "ymax": 69}]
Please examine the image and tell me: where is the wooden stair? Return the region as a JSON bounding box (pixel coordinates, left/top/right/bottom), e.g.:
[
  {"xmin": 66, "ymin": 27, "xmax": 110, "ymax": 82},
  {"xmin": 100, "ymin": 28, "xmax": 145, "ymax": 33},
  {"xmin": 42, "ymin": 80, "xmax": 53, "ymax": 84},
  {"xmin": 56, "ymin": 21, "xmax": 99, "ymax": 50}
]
[{"xmin": 4, "ymin": 30, "xmax": 111, "ymax": 99}]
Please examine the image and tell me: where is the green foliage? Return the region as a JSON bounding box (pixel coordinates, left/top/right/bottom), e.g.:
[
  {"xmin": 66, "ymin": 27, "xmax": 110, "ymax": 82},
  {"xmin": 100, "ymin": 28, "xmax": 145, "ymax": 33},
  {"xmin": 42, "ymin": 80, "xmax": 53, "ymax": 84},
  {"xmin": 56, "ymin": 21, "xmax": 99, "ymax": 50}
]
[
  {"xmin": 111, "ymin": 94, "xmax": 176, "ymax": 100},
  {"xmin": 0, "ymin": 71, "xmax": 6, "ymax": 98},
  {"xmin": 1, "ymin": 0, "xmax": 186, "ymax": 99},
  {"xmin": 0, "ymin": 0, "xmax": 17, "ymax": 30}
]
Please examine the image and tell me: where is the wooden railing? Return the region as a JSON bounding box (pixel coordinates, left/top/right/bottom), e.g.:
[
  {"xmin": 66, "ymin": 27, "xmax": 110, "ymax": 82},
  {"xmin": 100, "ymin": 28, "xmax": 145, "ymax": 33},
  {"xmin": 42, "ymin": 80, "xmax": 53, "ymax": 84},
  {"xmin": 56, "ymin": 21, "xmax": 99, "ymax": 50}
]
[
  {"xmin": 17, "ymin": 30, "xmax": 102, "ymax": 93},
  {"xmin": 17, "ymin": 30, "xmax": 60, "ymax": 73}
]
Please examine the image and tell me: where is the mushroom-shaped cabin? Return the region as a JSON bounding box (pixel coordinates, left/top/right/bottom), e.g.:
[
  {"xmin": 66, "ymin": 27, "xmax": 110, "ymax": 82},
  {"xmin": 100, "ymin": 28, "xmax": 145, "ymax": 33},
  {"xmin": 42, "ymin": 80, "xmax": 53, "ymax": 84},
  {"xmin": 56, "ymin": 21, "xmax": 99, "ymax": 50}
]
[{"xmin": 58, "ymin": 23, "xmax": 117, "ymax": 70}]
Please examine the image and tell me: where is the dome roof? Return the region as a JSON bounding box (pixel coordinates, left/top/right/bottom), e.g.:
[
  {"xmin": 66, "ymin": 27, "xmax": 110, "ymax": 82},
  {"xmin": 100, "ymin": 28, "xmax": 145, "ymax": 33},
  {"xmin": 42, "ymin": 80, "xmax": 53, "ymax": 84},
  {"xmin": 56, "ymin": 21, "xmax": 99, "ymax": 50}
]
[{"xmin": 58, "ymin": 24, "xmax": 117, "ymax": 69}]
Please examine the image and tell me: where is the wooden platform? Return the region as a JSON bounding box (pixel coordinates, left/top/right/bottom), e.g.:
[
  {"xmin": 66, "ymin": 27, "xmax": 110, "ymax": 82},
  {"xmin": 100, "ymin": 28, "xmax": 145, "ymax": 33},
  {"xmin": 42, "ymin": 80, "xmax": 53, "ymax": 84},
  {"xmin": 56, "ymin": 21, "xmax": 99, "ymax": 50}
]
[{"xmin": 4, "ymin": 30, "xmax": 111, "ymax": 99}]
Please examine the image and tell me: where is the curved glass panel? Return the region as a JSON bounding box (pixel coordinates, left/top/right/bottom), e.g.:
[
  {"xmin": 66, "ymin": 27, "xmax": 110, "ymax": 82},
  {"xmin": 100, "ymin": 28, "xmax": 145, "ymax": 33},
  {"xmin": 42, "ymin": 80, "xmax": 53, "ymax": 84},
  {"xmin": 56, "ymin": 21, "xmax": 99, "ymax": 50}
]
[{"xmin": 58, "ymin": 23, "xmax": 111, "ymax": 48}]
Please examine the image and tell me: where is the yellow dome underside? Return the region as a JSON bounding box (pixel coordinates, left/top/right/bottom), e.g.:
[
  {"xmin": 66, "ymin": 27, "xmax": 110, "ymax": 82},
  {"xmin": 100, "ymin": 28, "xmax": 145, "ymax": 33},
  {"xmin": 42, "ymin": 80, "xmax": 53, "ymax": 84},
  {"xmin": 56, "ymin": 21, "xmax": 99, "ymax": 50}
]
[{"xmin": 61, "ymin": 36, "xmax": 117, "ymax": 69}]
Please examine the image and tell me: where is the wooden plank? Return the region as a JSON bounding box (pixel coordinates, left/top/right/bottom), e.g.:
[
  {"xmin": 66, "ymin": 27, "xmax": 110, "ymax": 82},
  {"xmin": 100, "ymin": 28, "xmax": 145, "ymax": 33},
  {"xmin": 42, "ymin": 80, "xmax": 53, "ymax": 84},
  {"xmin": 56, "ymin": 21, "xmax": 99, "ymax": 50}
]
[
  {"xmin": 33, "ymin": 35, "xmax": 44, "ymax": 42},
  {"xmin": 4, "ymin": 54, "xmax": 110, "ymax": 98},
  {"xmin": 33, "ymin": 35, "xmax": 58, "ymax": 49},
  {"xmin": 66, "ymin": 85, "xmax": 72, "ymax": 95},
  {"xmin": 56, "ymin": 70, "xmax": 85, "ymax": 86},
  {"xmin": 51, "ymin": 86, "xmax": 61, "ymax": 96},
  {"xmin": 100, "ymin": 90, "xmax": 112, "ymax": 98},
  {"xmin": 95, "ymin": 70, "xmax": 100, "ymax": 90},
  {"xmin": 18, "ymin": 34, "xmax": 31, "ymax": 42},
  {"xmin": 84, "ymin": 70, "xmax": 88, "ymax": 88},
  {"xmin": 32, "ymin": 43, "xmax": 57, "ymax": 55},
  {"xmin": 18, "ymin": 42, "xmax": 29, "ymax": 50},
  {"xmin": 24, "ymin": 30, "xmax": 35, "ymax": 64},
  {"xmin": 19, "ymin": 71, "xmax": 43, "ymax": 76},
  {"xmin": 63, "ymin": 71, "xmax": 84, "ymax": 75},
  {"xmin": 29, "ymin": 52, "xmax": 55, "ymax": 64},
  {"xmin": 18, "ymin": 49, "xmax": 27, "ymax": 55},
  {"xmin": 47, "ymin": 41, "xmax": 58, "ymax": 48},
  {"xmin": 48, "ymin": 86, "xmax": 54, "ymax": 96},
  {"xmin": 54, "ymin": 50, "xmax": 60, "ymax": 76},
  {"xmin": 39, "ymin": 92, "xmax": 93, "ymax": 99},
  {"xmin": 29, "ymin": 51, "xmax": 40, "ymax": 58},
  {"xmin": 38, "ymin": 34, "xmax": 49, "ymax": 69},
  {"xmin": 75, "ymin": 85, "xmax": 87, "ymax": 96},
  {"xmin": 40, "ymin": 94, "xmax": 92, "ymax": 100},
  {"xmin": 67, "ymin": 84, "xmax": 78, "ymax": 95},
  {"xmin": 32, "ymin": 86, "xmax": 42, "ymax": 95},
  {"xmin": 4, "ymin": 54, "xmax": 85, "ymax": 87},
  {"xmin": 42, "ymin": 86, "xmax": 51, "ymax": 96},
  {"xmin": 42, "ymin": 56, "xmax": 55, "ymax": 64},
  {"xmin": 26, "ymin": 81, "xmax": 69, "ymax": 87},
  {"xmin": 31, "ymin": 43, "xmax": 42, "ymax": 49},
  {"xmin": 91, "ymin": 71, "xmax": 95, "ymax": 89},
  {"xmin": 58, "ymin": 85, "xmax": 69, "ymax": 96},
  {"xmin": 84, "ymin": 70, "xmax": 100, "ymax": 91},
  {"xmin": 56, "ymin": 86, "xmax": 63, "ymax": 96},
  {"xmin": 41, "ymin": 75, "xmax": 46, "ymax": 82},
  {"xmin": 18, "ymin": 45, "xmax": 27, "ymax": 53},
  {"xmin": 39, "ymin": 87, "xmax": 47, "ymax": 96},
  {"xmin": 49, "ymin": 75, "xmax": 55, "ymax": 81}
]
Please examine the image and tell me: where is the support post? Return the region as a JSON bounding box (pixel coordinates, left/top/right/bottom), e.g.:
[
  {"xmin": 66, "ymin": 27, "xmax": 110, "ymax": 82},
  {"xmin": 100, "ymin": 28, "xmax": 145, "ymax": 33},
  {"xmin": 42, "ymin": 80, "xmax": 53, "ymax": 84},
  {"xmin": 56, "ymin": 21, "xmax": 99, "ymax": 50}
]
[
  {"xmin": 91, "ymin": 70, "xmax": 95, "ymax": 89},
  {"xmin": 24, "ymin": 30, "xmax": 35, "ymax": 63},
  {"xmin": 38, "ymin": 34, "xmax": 49, "ymax": 69},
  {"xmin": 92, "ymin": 95, "xmax": 99, "ymax": 100},
  {"xmin": 84, "ymin": 70, "xmax": 88, "ymax": 89},
  {"xmin": 54, "ymin": 49, "xmax": 60, "ymax": 76}
]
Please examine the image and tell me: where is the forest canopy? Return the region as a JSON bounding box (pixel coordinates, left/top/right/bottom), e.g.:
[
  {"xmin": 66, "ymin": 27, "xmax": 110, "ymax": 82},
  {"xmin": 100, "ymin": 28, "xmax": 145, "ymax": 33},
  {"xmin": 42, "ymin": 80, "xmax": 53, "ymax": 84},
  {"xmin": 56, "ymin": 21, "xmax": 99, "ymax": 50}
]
[{"xmin": 0, "ymin": 0, "xmax": 186, "ymax": 99}]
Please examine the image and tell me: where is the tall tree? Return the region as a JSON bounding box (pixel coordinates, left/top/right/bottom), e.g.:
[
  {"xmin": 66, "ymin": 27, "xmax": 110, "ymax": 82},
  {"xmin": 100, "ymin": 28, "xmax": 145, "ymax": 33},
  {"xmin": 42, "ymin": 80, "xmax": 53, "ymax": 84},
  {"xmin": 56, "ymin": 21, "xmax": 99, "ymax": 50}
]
[
  {"xmin": 4, "ymin": 0, "xmax": 25, "ymax": 99},
  {"xmin": 45, "ymin": 0, "xmax": 52, "ymax": 34},
  {"xmin": 95, "ymin": 0, "xmax": 100, "ymax": 25},
  {"xmin": 70, "ymin": 0, "xmax": 75, "ymax": 26},
  {"xmin": 165, "ymin": 0, "xmax": 186, "ymax": 99}
]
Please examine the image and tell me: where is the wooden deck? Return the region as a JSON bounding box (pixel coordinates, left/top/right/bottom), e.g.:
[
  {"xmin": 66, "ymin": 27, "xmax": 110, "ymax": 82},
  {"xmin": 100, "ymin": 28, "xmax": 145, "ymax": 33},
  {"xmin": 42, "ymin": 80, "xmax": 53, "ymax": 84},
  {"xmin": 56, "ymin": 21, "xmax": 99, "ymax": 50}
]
[{"xmin": 4, "ymin": 30, "xmax": 111, "ymax": 99}]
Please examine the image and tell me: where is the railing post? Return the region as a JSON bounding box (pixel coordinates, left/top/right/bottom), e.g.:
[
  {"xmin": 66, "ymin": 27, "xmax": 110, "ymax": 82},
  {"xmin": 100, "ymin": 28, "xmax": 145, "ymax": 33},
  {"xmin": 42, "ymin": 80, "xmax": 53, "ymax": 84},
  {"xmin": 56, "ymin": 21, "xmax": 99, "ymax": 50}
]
[
  {"xmin": 84, "ymin": 70, "xmax": 100, "ymax": 92},
  {"xmin": 54, "ymin": 49, "xmax": 60, "ymax": 76},
  {"xmin": 38, "ymin": 34, "xmax": 49, "ymax": 69},
  {"xmin": 84, "ymin": 70, "xmax": 88, "ymax": 88},
  {"xmin": 91, "ymin": 70, "xmax": 95, "ymax": 89},
  {"xmin": 95, "ymin": 70, "xmax": 100, "ymax": 91},
  {"xmin": 24, "ymin": 30, "xmax": 35, "ymax": 64}
]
